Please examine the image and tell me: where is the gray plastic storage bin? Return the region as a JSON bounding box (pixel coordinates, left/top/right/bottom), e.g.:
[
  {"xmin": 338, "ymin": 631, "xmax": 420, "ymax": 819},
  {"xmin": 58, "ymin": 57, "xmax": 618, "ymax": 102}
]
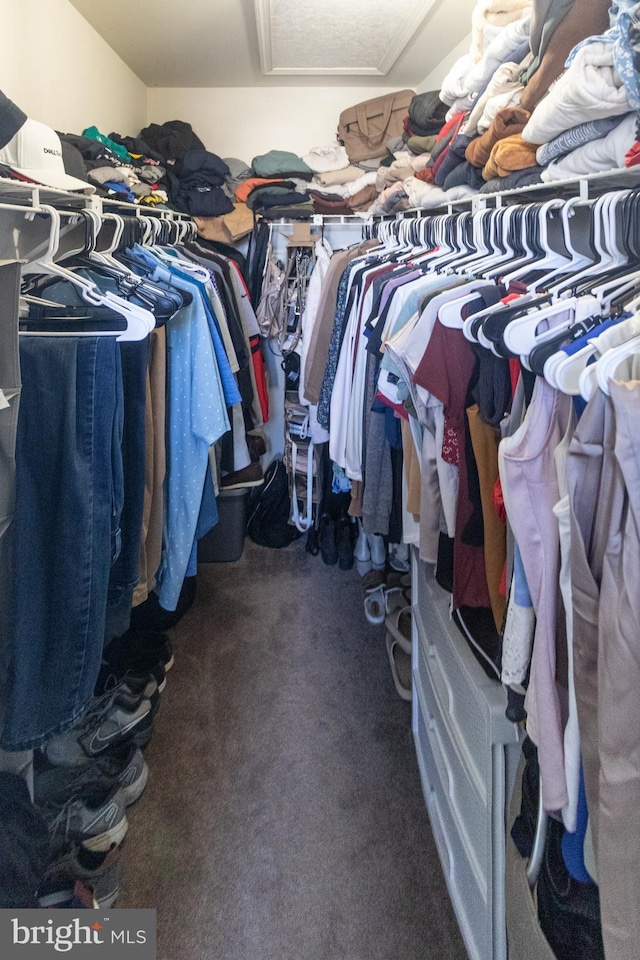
[{"xmin": 198, "ymin": 488, "xmax": 249, "ymax": 562}]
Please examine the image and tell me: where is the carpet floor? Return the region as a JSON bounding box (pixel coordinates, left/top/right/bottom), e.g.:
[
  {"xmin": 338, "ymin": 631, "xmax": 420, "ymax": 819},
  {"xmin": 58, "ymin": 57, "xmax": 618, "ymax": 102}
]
[{"xmin": 119, "ymin": 538, "xmax": 466, "ymax": 960}]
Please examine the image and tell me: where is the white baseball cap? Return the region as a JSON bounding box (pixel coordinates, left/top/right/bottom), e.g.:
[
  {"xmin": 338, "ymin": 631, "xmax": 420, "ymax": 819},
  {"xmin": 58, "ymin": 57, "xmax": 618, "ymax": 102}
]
[{"xmin": 0, "ymin": 115, "xmax": 95, "ymax": 194}]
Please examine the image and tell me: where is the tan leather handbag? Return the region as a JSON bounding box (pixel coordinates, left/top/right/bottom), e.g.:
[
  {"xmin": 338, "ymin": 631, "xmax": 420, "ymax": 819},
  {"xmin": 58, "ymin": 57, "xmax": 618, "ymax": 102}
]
[{"xmin": 338, "ymin": 89, "xmax": 415, "ymax": 163}]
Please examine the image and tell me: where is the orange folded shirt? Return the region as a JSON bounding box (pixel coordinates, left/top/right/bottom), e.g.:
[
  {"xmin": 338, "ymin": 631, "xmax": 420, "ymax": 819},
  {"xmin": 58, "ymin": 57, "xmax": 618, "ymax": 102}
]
[{"xmin": 235, "ymin": 177, "xmax": 285, "ymax": 203}]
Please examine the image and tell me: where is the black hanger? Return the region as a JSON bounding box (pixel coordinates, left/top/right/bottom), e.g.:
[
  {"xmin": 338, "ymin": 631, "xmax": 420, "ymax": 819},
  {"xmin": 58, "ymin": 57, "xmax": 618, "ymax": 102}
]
[
  {"xmin": 527, "ymin": 314, "xmax": 605, "ymax": 377},
  {"xmin": 478, "ymin": 292, "xmax": 553, "ymax": 343}
]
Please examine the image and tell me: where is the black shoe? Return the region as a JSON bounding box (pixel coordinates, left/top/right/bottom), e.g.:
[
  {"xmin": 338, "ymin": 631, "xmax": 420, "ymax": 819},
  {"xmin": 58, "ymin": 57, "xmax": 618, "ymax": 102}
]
[
  {"xmin": 102, "ymin": 632, "xmax": 173, "ymax": 677},
  {"xmin": 336, "ymin": 517, "xmax": 355, "ymax": 570},
  {"xmin": 128, "ymin": 577, "xmax": 196, "ymax": 632},
  {"xmin": 318, "ymin": 514, "xmax": 338, "ymax": 566},
  {"xmin": 306, "ymin": 527, "xmax": 319, "ymax": 556}
]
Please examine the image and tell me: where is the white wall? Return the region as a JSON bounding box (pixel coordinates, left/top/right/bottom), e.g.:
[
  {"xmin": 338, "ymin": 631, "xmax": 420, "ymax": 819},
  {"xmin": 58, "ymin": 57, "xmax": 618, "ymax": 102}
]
[
  {"xmin": 0, "ymin": 0, "xmax": 146, "ymax": 136},
  {"xmin": 147, "ymin": 85, "xmax": 405, "ymax": 161},
  {"xmin": 416, "ymin": 34, "xmax": 471, "ymax": 94}
]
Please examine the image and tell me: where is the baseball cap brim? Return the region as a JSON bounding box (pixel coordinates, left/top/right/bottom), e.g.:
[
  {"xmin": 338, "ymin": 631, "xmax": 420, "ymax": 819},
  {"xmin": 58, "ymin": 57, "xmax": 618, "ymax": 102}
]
[{"xmin": 13, "ymin": 165, "xmax": 95, "ymax": 194}]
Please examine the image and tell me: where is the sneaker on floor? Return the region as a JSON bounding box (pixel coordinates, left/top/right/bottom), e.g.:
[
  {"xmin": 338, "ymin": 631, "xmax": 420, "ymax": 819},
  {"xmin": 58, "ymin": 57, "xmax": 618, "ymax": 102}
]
[
  {"xmin": 388, "ymin": 542, "xmax": 410, "ymax": 573},
  {"xmin": 40, "ymin": 845, "xmax": 122, "ymax": 909},
  {"xmin": 354, "ymin": 520, "xmax": 372, "ymax": 576},
  {"xmin": 98, "ymin": 633, "xmax": 174, "ymax": 694},
  {"xmin": 38, "ymin": 784, "xmax": 128, "ymax": 855},
  {"xmin": 367, "ymin": 533, "xmax": 387, "ymax": 570},
  {"xmin": 39, "ymin": 879, "xmax": 97, "ymax": 909},
  {"xmin": 35, "ymin": 745, "xmax": 149, "ymax": 809},
  {"xmin": 220, "ymin": 461, "xmax": 264, "ymax": 490},
  {"xmin": 44, "ymin": 688, "xmax": 151, "ymax": 767},
  {"xmin": 104, "ymin": 631, "xmax": 174, "ymax": 672}
]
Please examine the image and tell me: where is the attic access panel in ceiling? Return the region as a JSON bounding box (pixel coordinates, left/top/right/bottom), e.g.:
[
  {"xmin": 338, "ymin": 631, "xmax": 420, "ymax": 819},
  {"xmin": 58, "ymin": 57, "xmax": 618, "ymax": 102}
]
[{"xmin": 255, "ymin": 0, "xmax": 440, "ymax": 76}]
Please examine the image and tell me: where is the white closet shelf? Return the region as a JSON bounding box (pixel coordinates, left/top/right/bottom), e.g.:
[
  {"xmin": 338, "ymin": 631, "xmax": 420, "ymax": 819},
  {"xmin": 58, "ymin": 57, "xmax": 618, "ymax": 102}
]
[
  {"xmin": 0, "ymin": 176, "xmax": 192, "ymax": 220},
  {"xmin": 255, "ymin": 168, "xmax": 640, "ymax": 230},
  {"xmin": 394, "ymin": 167, "xmax": 640, "ymax": 218}
]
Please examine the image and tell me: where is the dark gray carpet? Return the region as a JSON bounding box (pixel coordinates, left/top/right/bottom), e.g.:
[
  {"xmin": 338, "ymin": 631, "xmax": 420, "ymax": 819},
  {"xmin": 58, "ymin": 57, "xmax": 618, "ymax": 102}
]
[{"xmin": 120, "ymin": 538, "xmax": 466, "ymax": 960}]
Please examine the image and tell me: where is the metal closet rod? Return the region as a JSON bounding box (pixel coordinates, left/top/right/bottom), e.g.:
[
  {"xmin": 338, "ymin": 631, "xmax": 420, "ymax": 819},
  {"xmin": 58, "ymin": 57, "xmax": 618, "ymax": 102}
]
[{"xmin": 0, "ymin": 177, "xmax": 193, "ymax": 222}]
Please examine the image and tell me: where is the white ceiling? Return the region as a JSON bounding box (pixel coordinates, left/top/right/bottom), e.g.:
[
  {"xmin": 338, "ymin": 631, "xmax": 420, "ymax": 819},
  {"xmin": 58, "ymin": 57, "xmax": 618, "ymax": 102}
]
[{"xmin": 68, "ymin": 0, "xmax": 475, "ymax": 88}]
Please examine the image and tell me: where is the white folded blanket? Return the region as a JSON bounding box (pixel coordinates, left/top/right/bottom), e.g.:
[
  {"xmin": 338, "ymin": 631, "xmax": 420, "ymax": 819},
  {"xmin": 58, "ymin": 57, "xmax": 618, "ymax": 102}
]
[
  {"xmin": 540, "ymin": 113, "xmax": 636, "ymax": 181},
  {"xmin": 440, "ymin": 54, "xmax": 476, "ymax": 105},
  {"xmin": 462, "ymin": 60, "xmax": 524, "ymax": 135},
  {"xmin": 375, "ymin": 155, "xmax": 431, "ymax": 191},
  {"xmin": 478, "ymin": 84, "xmax": 524, "ymax": 133},
  {"xmin": 343, "ymin": 171, "xmax": 379, "ymax": 197},
  {"xmin": 523, "ymin": 40, "xmax": 632, "ymax": 145},
  {"xmin": 302, "ymin": 144, "xmax": 350, "ymax": 173},
  {"xmin": 470, "ymin": 0, "xmax": 532, "ymax": 61},
  {"xmin": 465, "ymin": 15, "xmax": 531, "ymax": 96},
  {"xmin": 315, "ymin": 165, "xmax": 365, "ymax": 186},
  {"xmin": 403, "ymin": 178, "xmax": 476, "ymax": 209}
]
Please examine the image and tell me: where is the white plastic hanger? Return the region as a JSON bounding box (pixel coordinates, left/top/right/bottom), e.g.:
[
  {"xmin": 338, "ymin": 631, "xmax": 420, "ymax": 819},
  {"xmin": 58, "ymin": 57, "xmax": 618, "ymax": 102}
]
[
  {"xmin": 484, "ymin": 204, "xmax": 538, "ymax": 281},
  {"xmin": 534, "ymin": 197, "xmax": 593, "ymax": 291},
  {"xmin": 502, "ymin": 296, "xmax": 585, "ymax": 356},
  {"xmin": 471, "ymin": 206, "xmax": 519, "ymax": 276},
  {"xmin": 545, "ymin": 313, "xmax": 626, "ymax": 394},
  {"xmin": 21, "ymin": 205, "xmax": 154, "ymax": 341},
  {"xmin": 501, "ymin": 199, "xmax": 568, "ymax": 288},
  {"xmin": 577, "ymin": 312, "xmax": 640, "ymax": 400},
  {"xmin": 594, "ymin": 332, "xmax": 640, "ymax": 396}
]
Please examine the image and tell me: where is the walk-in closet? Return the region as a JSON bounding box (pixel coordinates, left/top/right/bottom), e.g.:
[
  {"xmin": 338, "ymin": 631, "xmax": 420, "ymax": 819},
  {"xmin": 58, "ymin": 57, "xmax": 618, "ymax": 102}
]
[{"xmin": 1, "ymin": 1, "xmax": 639, "ymax": 959}]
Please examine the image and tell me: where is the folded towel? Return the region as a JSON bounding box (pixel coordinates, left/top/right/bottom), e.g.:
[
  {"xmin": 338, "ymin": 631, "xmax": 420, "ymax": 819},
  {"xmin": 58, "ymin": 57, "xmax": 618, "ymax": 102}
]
[
  {"xmin": 522, "ymin": 40, "xmax": 632, "ymax": 145},
  {"xmin": 483, "ymin": 133, "xmax": 539, "ymax": 179},
  {"xmin": 540, "ymin": 112, "xmax": 637, "ymax": 180},
  {"xmin": 466, "ymin": 106, "xmax": 531, "ymax": 167}
]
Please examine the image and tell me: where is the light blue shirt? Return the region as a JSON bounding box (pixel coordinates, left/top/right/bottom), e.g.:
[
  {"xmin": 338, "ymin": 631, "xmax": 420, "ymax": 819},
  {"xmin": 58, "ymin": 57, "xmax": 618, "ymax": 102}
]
[{"xmin": 152, "ymin": 266, "xmax": 230, "ymax": 610}]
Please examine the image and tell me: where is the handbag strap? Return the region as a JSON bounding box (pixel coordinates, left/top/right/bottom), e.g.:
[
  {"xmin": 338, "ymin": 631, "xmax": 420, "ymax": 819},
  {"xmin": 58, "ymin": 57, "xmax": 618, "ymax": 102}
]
[
  {"xmin": 355, "ymin": 97, "xmax": 395, "ymax": 146},
  {"xmin": 290, "ymin": 438, "xmax": 315, "ymax": 533}
]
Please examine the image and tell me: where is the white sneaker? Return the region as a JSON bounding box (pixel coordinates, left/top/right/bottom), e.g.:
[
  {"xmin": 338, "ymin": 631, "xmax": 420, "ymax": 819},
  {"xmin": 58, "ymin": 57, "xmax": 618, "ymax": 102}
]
[
  {"xmin": 389, "ymin": 542, "xmax": 410, "ymax": 573},
  {"xmin": 367, "ymin": 533, "xmax": 387, "ymax": 570},
  {"xmin": 354, "ymin": 520, "xmax": 372, "ymax": 576}
]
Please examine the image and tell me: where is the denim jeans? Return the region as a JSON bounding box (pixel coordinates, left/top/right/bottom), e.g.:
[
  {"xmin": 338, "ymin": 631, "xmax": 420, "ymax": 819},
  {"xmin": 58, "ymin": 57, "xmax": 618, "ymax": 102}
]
[
  {"xmin": 0, "ymin": 263, "xmax": 33, "ymax": 778},
  {"xmin": 104, "ymin": 340, "xmax": 148, "ymax": 643},
  {"xmin": 3, "ymin": 336, "xmax": 124, "ymax": 751}
]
